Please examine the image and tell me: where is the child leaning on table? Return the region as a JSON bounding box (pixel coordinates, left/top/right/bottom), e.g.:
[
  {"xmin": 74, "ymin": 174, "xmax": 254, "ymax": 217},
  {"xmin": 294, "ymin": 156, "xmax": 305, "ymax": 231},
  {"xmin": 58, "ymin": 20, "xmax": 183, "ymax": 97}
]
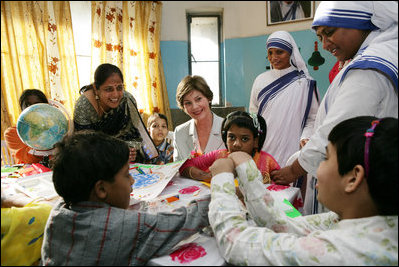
[
  {"xmin": 144, "ymin": 113, "xmax": 174, "ymax": 164},
  {"xmin": 41, "ymin": 130, "xmax": 210, "ymax": 266},
  {"xmin": 1, "ymin": 190, "xmax": 52, "ymax": 266},
  {"xmin": 179, "ymin": 111, "xmax": 280, "ymax": 183},
  {"xmin": 208, "ymin": 116, "xmax": 398, "ymax": 265}
]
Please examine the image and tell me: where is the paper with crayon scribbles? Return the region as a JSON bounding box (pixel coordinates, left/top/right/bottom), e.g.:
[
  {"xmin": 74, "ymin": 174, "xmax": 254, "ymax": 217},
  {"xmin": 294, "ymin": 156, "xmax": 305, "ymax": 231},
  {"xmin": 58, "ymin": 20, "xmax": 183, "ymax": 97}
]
[{"xmin": 129, "ymin": 160, "xmax": 185, "ymax": 205}]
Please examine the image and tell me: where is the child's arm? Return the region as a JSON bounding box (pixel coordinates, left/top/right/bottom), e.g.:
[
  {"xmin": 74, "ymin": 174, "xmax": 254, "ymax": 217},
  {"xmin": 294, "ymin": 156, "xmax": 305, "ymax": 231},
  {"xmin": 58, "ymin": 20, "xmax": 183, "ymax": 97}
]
[
  {"xmin": 136, "ymin": 195, "xmax": 210, "ymax": 258},
  {"xmin": 179, "ymin": 149, "xmax": 228, "ymax": 180},
  {"xmin": 208, "ymin": 154, "xmax": 340, "ymax": 265},
  {"xmin": 4, "ymin": 127, "xmax": 42, "ymax": 164},
  {"xmin": 181, "ymin": 166, "xmax": 212, "ymax": 182},
  {"xmin": 230, "ymin": 152, "xmax": 337, "ymax": 232}
]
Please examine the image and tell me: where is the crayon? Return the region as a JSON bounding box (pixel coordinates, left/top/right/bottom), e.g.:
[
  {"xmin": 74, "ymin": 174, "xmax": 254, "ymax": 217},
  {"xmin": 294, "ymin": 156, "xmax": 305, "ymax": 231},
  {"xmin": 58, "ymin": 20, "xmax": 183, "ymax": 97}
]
[
  {"xmin": 164, "ymin": 195, "xmax": 179, "ymax": 203},
  {"xmin": 158, "ymin": 193, "xmax": 180, "ymax": 203},
  {"xmin": 136, "ymin": 167, "xmax": 145, "ymax": 174},
  {"xmin": 131, "ymin": 166, "xmax": 145, "ymax": 174}
]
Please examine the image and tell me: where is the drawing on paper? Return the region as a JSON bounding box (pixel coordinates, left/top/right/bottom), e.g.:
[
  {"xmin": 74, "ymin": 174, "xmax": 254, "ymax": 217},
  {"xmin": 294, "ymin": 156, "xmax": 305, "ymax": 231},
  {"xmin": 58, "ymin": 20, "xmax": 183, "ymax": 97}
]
[{"xmin": 132, "ymin": 172, "xmax": 166, "ymax": 189}]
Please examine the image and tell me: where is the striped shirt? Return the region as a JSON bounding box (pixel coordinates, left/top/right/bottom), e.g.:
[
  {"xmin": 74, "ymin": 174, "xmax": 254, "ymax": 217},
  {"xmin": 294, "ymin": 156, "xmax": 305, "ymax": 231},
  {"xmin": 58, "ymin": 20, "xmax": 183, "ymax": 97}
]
[{"xmin": 41, "ymin": 197, "xmax": 210, "ymax": 266}]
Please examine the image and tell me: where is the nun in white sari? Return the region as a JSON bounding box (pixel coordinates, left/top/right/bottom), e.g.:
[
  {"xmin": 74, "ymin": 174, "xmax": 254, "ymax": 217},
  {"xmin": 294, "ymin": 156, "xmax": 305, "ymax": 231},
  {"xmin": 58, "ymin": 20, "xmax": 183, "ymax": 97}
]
[
  {"xmin": 249, "ymin": 31, "xmax": 320, "ymax": 171},
  {"xmin": 271, "ymin": 1, "xmax": 398, "ymax": 215}
]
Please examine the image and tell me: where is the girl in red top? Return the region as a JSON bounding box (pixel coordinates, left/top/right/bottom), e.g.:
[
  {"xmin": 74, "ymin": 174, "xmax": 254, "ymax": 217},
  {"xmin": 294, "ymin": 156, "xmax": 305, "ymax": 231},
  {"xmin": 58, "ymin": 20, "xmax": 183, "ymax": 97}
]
[{"xmin": 179, "ymin": 111, "xmax": 280, "ymax": 184}]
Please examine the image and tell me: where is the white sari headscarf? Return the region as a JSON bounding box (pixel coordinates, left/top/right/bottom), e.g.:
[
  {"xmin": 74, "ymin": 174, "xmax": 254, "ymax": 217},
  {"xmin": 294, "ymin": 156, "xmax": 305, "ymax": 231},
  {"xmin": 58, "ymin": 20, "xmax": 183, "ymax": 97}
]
[
  {"xmin": 311, "ymin": 1, "xmax": 398, "ymax": 90},
  {"xmin": 266, "ymin": 31, "xmax": 312, "ymax": 79},
  {"xmin": 255, "ymin": 30, "xmax": 319, "ymax": 168}
]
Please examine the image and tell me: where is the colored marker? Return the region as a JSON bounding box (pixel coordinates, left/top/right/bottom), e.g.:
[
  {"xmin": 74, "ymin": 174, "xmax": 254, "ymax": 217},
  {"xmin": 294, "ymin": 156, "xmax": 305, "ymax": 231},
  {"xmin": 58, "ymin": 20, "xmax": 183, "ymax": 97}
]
[{"xmin": 136, "ymin": 167, "xmax": 145, "ymax": 174}]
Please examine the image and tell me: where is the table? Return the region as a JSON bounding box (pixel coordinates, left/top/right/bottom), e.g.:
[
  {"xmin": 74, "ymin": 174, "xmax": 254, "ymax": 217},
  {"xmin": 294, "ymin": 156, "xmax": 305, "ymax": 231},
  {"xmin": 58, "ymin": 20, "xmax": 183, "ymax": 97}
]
[{"xmin": 1, "ymin": 164, "xmax": 303, "ymax": 266}]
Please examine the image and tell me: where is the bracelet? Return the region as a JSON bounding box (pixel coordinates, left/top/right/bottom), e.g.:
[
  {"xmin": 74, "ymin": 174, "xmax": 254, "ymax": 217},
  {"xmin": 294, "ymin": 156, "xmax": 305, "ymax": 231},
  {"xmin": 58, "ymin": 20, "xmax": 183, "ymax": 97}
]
[{"xmin": 188, "ymin": 167, "xmax": 194, "ymax": 179}]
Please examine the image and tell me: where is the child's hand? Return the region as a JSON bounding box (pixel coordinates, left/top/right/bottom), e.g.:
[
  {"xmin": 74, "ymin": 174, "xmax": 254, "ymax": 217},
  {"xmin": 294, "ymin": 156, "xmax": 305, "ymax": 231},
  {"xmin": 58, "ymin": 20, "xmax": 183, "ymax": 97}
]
[
  {"xmin": 209, "ymin": 158, "xmax": 235, "ymax": 176},
  {"xmin": 228, "ymin": 151, "xmax": 252, "ymax": 167},
  {"xmin": 129, "ymin": 148, "xmax": 137, "ymax": 162}
]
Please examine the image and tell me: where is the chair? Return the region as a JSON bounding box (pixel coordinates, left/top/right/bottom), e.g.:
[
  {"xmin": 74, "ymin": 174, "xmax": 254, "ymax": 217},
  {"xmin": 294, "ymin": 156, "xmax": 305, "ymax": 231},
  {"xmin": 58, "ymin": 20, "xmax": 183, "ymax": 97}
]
[{"xmin": 1, "ymin": 140, "xmax": 15, "ymax": 166}]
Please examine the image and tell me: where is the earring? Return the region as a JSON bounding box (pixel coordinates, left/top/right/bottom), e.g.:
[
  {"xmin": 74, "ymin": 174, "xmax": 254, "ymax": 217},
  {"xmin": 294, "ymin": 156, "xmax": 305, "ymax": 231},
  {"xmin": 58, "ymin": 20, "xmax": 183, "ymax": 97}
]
[{"xmin": 95, "ymin": 95, "xmax": 99, "ymax": 100}]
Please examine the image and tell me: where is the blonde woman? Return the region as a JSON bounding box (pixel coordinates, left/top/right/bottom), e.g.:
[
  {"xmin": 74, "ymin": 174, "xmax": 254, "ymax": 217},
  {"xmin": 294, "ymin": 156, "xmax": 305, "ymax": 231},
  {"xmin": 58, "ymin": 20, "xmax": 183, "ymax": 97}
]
[{"xmin": 173, "ymin": 75, "xmax": 226, "ymax": 162}]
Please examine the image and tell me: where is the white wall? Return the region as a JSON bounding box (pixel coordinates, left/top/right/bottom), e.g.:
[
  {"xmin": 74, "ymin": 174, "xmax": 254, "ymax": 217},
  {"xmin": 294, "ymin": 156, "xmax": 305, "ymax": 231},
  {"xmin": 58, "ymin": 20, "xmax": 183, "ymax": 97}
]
[{"xmin": 161, "ymin": 1, "xmax": 320, "ymax": 41}]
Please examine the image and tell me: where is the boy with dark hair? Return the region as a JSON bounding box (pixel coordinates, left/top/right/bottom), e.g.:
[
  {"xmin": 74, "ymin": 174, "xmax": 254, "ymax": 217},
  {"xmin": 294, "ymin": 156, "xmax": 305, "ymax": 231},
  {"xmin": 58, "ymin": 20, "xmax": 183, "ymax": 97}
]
[
  {"xmin": 41, "ymin": 130, "xmax": 209, "ymax": 265},
  {"xmin": 145, "ymin": 113, "xmax": 174, "ymax": 164}
]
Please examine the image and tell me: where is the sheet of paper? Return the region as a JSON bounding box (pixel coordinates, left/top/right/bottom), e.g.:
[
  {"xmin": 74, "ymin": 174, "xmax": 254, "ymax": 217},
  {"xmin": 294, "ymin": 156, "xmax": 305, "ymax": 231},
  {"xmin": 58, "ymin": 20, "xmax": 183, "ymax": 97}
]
[
  {"xmin": 13, "ymin": 172, "xmax": 58, "ymax": 200},
  {"xmin": 129, "ymin": 160, "xmax": 185, "ymax": 205}
]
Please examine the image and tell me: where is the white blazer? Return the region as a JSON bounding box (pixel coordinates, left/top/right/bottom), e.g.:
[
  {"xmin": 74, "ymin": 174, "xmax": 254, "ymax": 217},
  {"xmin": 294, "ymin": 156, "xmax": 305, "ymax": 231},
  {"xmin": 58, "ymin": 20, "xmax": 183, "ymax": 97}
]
[{"xmin": 173, "ymin": 113, "xmax": 226, "ymax": 162}]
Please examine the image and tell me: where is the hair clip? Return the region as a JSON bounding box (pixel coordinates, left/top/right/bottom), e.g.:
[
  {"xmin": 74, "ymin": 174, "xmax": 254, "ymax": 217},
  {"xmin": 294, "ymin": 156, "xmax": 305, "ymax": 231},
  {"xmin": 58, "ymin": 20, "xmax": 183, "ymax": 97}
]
[
  {"xmin": 364, "ymin": 119, "xmax": 381, "ymax": 178},
  {"xmin": 364, "ymin": 120, "xmax": 380, "ymax": 138},
  {"xmin": 249, "ymin": 113, "xmax": 262, "ymax": 134}
]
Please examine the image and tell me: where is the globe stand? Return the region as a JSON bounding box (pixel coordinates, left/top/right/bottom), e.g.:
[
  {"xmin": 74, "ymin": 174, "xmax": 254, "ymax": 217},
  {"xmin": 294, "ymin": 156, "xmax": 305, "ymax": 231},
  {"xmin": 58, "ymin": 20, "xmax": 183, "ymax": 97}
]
[
  {"xmin": 40, "ymin": 155, "xmax": 50, "ymax": 168},
  {"xmin": 28, "ymin": 148, "xmax": 55, "ymax": 168},
  {"xmin": 28, "ymin": 149, "xmax": 56, "ymax": 157}
]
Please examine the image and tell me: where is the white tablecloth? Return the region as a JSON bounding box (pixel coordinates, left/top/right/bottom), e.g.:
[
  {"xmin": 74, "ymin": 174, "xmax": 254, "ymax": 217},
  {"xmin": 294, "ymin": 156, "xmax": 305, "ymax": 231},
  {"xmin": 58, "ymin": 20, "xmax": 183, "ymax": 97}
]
[{"xmin": 1, "ymin": 167, "xmax": 302, "ymax": 266}]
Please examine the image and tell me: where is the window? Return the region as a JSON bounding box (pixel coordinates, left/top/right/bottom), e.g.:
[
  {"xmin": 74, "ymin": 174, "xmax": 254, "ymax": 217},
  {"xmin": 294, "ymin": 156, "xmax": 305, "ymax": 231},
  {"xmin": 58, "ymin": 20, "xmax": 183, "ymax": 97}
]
[
  {"xmin": 70, "ymin": 1, "xmax": 91, "ymax": 89},
  {"xmin": 188, "ymin": 15, "xmax": 222, "ymax": 106}
]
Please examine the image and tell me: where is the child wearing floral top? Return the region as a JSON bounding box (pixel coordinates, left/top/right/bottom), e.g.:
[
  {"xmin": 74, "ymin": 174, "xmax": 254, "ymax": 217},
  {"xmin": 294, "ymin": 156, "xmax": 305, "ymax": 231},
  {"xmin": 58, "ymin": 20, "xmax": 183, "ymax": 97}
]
[
  {"xmin": 145, "ymin": 113, "xmax": 174, "ymax": 165},
  {"xmin": 179, "ymin": 111, "xmax": 280, "ymax": 184},
  {"xmin": 208, "ymin": 116, "xmax": 398, "ymax": 265}
]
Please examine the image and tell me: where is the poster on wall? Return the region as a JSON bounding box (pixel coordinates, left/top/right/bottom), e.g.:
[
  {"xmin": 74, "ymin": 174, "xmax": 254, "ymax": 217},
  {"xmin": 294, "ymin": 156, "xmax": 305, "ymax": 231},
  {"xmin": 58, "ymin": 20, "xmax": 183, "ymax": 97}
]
[{"xmin": 266, "ymin": 1, "xmax": 315, "ymax": 26}]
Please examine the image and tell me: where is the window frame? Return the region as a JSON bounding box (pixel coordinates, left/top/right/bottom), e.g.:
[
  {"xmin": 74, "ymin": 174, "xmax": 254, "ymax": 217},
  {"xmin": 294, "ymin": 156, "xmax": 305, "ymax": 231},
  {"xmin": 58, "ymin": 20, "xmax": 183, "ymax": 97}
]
[{"xmin": 187, "ymin": 14, "xmax": 223, "ymax": 106}]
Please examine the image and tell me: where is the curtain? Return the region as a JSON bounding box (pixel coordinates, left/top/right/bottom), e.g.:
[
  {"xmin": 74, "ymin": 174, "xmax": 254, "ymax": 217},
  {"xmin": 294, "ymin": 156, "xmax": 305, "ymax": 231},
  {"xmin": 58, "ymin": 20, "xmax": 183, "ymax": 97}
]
[
  {"xmin": 1, "ymin": 1, "xmax": 80, "ymax": 139},
  {"xmin": 91, "ymin": 1, "xmax": 172, "ymax": 128}
]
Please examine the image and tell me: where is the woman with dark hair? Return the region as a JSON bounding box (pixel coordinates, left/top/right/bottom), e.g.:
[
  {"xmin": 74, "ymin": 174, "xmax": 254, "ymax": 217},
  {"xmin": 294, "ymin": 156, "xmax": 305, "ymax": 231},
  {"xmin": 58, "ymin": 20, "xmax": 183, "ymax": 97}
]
[
  {"xmin": 4, "ymin": 89, "xmax": 49, "ymax": 164},
  {"xmin": 249, "ymin": 30, "xmax": 319, "ymax": 168},
  {"xmin": 179, "ymin": 111, "xmax": 280, "ymax": 184},
  {"xmin": 73, "ymin": 63, "xmax": 158, "ymax": 162}
]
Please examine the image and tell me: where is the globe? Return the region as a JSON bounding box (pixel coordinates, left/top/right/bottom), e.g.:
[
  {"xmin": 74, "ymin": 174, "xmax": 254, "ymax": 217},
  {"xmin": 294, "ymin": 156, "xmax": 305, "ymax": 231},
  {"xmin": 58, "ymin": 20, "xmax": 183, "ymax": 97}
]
[{"xmin": 17, "ymin": 103, "xmax": 70, "ymax": 151}]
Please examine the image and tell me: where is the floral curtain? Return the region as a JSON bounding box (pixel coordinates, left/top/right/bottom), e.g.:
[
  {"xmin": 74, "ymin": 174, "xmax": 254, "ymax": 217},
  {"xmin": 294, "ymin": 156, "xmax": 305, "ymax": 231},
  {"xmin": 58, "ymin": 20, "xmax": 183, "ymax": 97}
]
[
  {"xmin": 91, "ymin": 1, "xmax": 172, "ymax": 128},
  {"xmin": 1, "ymin": 1, "xmax": 80, "ymax": 139}
]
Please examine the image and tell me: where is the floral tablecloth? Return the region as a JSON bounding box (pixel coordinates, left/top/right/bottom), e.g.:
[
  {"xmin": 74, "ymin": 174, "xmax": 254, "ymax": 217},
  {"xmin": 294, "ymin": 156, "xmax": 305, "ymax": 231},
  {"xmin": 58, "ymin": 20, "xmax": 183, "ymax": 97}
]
[{"xmin": 143, "ymin": 176, "xmax": 303, "ymax": 266}]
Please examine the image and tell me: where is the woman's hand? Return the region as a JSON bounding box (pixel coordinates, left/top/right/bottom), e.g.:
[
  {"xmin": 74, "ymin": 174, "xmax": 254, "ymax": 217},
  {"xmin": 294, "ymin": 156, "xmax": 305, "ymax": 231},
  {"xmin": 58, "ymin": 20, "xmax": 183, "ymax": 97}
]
[
  {"xmin": 300, "ymin": 138, "xmax": 309, "ymax": 148},
  {"xmin": 270, "ymin": 159, "xmax": 307, "ymax": 185},
  {"xmin": 270, "ymin": 166, "xmax": 297, "ymax": 185}
]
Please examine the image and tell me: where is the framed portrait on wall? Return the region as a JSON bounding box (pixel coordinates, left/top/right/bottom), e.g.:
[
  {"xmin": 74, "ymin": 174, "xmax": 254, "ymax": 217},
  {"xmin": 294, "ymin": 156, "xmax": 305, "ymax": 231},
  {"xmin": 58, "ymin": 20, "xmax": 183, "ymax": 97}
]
[{"xmin": 266, "ymin": 1, "xmax": 315, "ymax": 26}]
